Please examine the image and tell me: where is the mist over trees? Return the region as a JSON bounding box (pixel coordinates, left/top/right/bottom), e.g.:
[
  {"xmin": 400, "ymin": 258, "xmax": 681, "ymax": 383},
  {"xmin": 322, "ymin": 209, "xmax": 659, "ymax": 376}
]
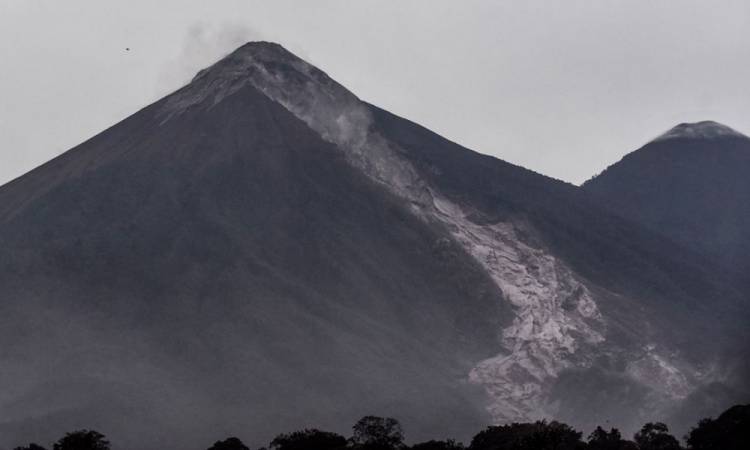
[{"xmin": 10, "ymin": 405, "xmax": 748, "ymax": 450}]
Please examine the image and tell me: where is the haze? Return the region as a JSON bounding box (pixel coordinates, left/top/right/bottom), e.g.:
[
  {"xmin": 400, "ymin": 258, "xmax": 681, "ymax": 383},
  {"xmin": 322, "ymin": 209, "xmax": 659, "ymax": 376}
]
[{"xmin": 1, "ymin": 0, "xmax": 748, "ymax": 186}]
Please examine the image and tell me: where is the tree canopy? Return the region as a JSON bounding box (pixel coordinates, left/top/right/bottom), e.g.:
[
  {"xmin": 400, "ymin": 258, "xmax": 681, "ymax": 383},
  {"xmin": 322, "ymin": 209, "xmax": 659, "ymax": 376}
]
[
  {"xmin": 271, "ymin": 429, "xmax": 347, "ymax": 450},
  {"xmin": 469, "ymin": 420, "xmax": 584, "ymax": 450},
  {"xmin": 52, "ymin": 430, "xmax": 110, "ymax": 450},
  {"xmin": 411, "ymin": 439, "xmax": 464, "ymax": 450},
  {"xmin": 633, "ymin": 423, "xmax": 680, "ymax": 450},
  {"xmin": 686, "ymin": 404, "xmax": 750, "ymax": 450},
  {"xmin": 13, "ymin": 444, "xmax": 48, "ymax": 450},
  {"xmin": 587, "ymin": 427, "xmax": 637, "ymax": 450},
  {"xmin": 207, "ymin": 437, "xmax": 251, "ymax": 450},
  {"xmin": 351, "ymin": 416, "xmax": 405, "ymax": 450},
  {"xmin": 11, "ymin": 404, "xmax": 750, "ymax": 450}
]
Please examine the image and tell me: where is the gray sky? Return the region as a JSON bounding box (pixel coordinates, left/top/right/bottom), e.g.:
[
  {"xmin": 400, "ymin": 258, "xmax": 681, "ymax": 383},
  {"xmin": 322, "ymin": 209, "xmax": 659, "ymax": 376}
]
[{"xmin": 1, "ymin": 0, "xmax": 748, "ymax": 186}]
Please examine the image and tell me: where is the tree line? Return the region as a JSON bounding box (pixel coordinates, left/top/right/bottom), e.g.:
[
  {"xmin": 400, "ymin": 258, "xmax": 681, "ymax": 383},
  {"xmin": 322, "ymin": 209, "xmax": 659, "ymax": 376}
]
[{"xmin": 12, "ymin": 404, "xmax": 748, "ymax": 450}]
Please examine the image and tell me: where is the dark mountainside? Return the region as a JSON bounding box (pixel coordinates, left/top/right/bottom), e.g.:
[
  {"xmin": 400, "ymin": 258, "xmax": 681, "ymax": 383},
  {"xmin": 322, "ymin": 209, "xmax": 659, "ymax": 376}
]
[
  {"xmin": 0, "ymin": 70, "xmax": 502, "ymax": 449},
  {"xmin": 0, "ymin": 43, "xmax": 747, "ymax": 450},
  {"xmin": 581, "ymin": 122, "xmax": 750, "ymax": 426},
  {"xmin": 367, "ymin": 107, "xmax": 749, "ymax": 428},
  {"xmin": 583, "ymin": 121, "xmax": 750, "ymax": 288},
  {"xmin": 368, "ymin": 105, "xmax": 747, "ymax": 344}
]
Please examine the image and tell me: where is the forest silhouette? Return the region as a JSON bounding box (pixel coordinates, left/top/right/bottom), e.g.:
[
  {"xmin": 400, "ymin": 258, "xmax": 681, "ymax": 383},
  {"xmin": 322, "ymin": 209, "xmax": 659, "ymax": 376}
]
[{"xmin": 11, "ymin": 404, "xmax": 748, "ymax": 450}]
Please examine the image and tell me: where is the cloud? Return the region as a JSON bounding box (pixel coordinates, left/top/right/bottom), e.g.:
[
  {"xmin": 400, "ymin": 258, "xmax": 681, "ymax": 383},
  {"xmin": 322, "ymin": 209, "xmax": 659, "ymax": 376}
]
[{"xmin": 156, "ymin": 22, "xmax": 262, "ymax": 95}]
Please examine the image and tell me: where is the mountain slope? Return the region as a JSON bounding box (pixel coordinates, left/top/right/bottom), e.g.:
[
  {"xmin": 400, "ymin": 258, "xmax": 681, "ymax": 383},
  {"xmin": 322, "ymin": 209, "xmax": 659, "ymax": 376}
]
[
  {"xmin": 0, "ymin": 43, "xmax": 747, "ymax": 450},
  {"xmin": 583, "ymin": 121, "xmax": 750, "ymax": 287},
  {"xmin": 0, "ymin": 69, "xmax": 503, "ymax": 449},
  {"xmin": 366, "ymin": 106, "xmax": 749, "ymax": 431},
  {"xmin": 581, "ymin": 122, "xmax": 750, "ymax": 425}
]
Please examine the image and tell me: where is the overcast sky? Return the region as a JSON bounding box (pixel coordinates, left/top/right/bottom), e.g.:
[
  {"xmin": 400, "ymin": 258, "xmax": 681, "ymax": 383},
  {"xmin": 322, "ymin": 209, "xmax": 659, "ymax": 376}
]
[{"xmin": 1, "ymin": 0, "xmax": 748, "ymax": 186}]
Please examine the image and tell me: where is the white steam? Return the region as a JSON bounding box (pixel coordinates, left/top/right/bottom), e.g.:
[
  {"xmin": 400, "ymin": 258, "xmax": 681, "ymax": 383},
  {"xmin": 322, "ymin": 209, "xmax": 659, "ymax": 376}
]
[{"xmin": 156, "ymin": 22, "xmax": 262, "ymax": 96}]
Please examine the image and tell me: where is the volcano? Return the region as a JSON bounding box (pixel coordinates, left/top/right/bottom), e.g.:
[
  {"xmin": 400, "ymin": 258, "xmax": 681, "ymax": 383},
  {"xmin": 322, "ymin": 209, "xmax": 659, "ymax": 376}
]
[
  {"xmin": 583, "ymin": 121, "xmax": 750, "ymax": 287},
  {"xmin": 0, "ymin": 43, "xmax": 747, "ymax": 450}
]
